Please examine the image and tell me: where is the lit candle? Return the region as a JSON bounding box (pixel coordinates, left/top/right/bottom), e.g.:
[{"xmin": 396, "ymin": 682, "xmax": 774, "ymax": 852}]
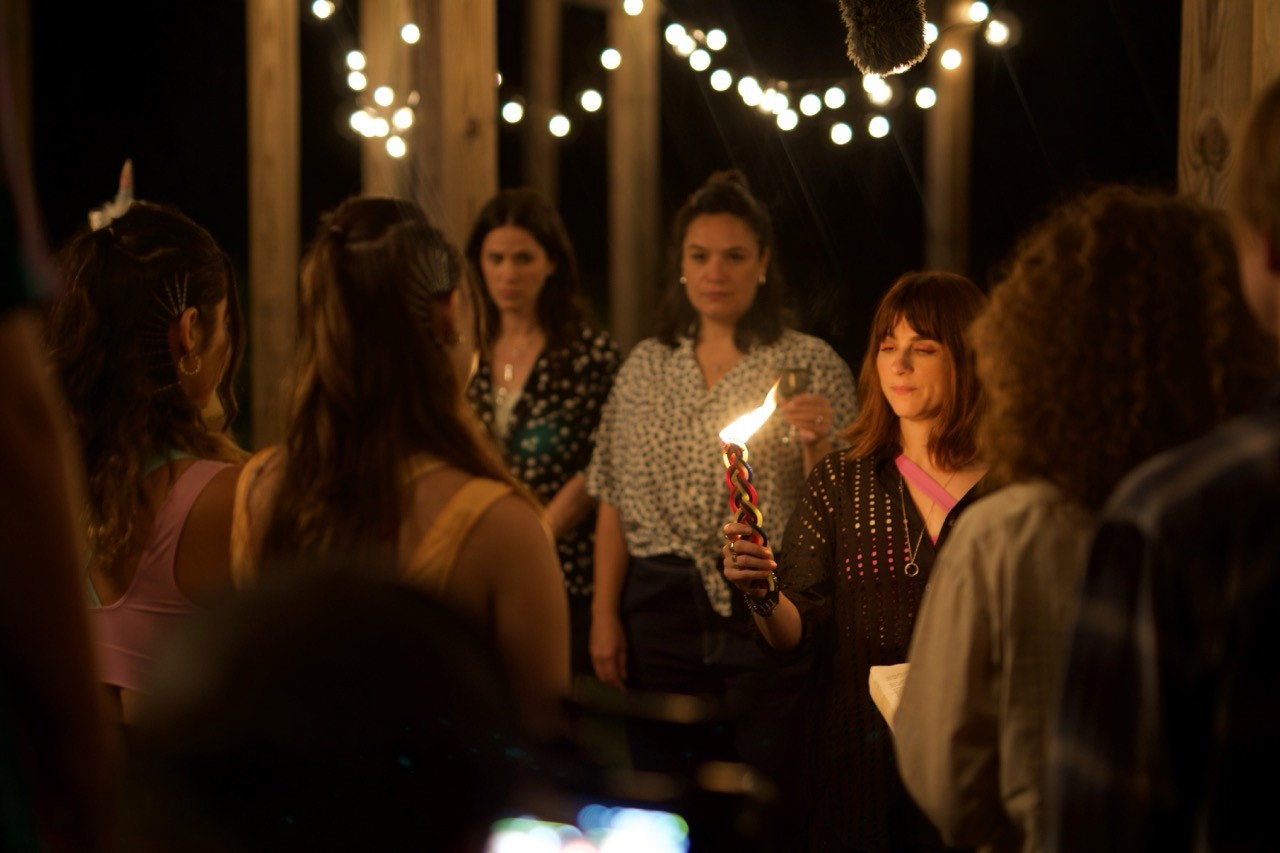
[{"xmin": 719, "ymin": 382, "xmax": 780, "ymax": 591}]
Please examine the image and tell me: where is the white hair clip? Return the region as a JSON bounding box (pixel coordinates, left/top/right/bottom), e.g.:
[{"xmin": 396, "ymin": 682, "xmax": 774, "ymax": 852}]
[{"xmin": 88, "ymin": 159, "xmax": 135, "ymax": 231}]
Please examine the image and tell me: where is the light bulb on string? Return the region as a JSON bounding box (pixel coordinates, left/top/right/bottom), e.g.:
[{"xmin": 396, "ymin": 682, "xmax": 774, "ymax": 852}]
[
  {"xmin": 985, "ymin": 19, "xmax": 1011, "ymax": 46},
  {"xmin": 623, "ymin": 0, "xmax": 644, "ymax": 15},
  {"xmin": 311, "ymin": 0, "xmax": 335, "ymax": 20},
  {"xmin": 580, "ymin": 89, "xmax": 603, "ymax": 112},
  {"xmin": 664, "ymin": 23, "xmax": 686, "ymax": 46},
  {"xmin": 824, "ymin": 86, "xmax": 846, "ymax": 109},
  {"xmin": 501, "ymin": 101, "xmax": 525, "ymax": 123},
  {"xmin": 401, "ymin": 23, "xmax": 420, "ymax": 43},
  {"xmin": 941, "ymin": 49, "xmax": 962, "ymax": 70},
  {"xmin": 830, "ymin": 122, "xmax": 853, "ymax": 145},
  {"xmin": 772, "ymin": 92, "xmax": 790, "ymax": 115},
  {"xmin": 374, "ymin": 86, "xmax": 395, "ymax": 106},
  {"xmin": 799, "ymin": 93, "xmax": 822, "ymax": 116},
  {"xmin": 675, "ymin": 34, "xmax": 697, "ymax": 57},
  {"xmin": 968, "ymin": 2, "xmax": 990, "ymax": 22},
  {"xmin": 601, "ymin": 48, "xmax": 621, "ymax": 70},
  {"xmin": 346, "ymin": 50, "xmax": 366, "ymax": 71},
  {"xmin": 706, "ymin": 29, "xmax": 727, "ymax": 50},
  {"xmin": 372, "ymin": 117, "xmax": 390, "ymax": 138},
  {"xmin": 710, "ymin": 69, "xmax": 733, "ymax": 91},
  {"xmin": 392, "ymin": 107, "xmax": 414, "ymax": 129},
  {"xmin": 549, "ymin": 114, "xmax": 571, "ymax": 138},
  {"xmin": 868, "ymin": 115, "xmax": 890, "ymax": 138},
  {"xmin": 386, "ymin": 136, "xmax": 407, "ymax": 158},
  {"xmin": 690, "ymin": 49, "xmax": 711, "ymax": 71},
  {"xmin": 760, "ymin": 88, "xmax": 778, "ymax": 114},
  {"xmin": 915, "ymin": 87, "xmax": 937, "ymax": 109},
  {"xmin": 777, "ymin": 110, "xmax": 798, "ymax": 131},
  {"xmin": 350, "ymin": 110, "xmax": 372, "ymax": 135},
  {"xmin": 924, "ymin": 22, "xmax": 938, "ymax": 44},
  {"xmin": 738, "ymin": 76, "xmax": 763, "ymax": 106},
  {"xmin": 347, "ymin": 71, "xmax": 367, "ymax": 91}
]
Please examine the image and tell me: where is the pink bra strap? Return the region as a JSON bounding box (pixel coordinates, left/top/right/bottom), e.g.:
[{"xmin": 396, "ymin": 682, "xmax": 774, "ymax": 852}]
[{"xmin": 894, "ymin": 454, "xmax": 959, "ymax": 514}]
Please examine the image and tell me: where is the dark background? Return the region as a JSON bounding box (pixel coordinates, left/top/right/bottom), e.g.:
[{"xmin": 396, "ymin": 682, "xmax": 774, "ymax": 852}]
[{"xmin": 31, "ymin": 0, "xmax": 1181, "ymax": 373}]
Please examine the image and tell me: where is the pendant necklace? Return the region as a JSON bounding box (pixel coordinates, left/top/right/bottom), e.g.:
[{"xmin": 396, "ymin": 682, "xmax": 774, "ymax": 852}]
[{"xmin": 897, "ymin": 477, "xmax": 928, "ymax": 577}]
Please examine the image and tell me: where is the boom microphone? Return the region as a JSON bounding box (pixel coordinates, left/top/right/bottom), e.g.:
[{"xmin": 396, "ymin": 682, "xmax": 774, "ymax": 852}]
[{"xmin": 837, "ymin": 0, "xmax": 928, "ymax": 76}]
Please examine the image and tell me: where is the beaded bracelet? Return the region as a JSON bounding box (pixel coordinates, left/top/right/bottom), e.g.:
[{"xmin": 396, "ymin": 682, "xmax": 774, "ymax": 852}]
[{"xmin": 743, "ymin": 572, "xmax": 781, "ymax": 617}]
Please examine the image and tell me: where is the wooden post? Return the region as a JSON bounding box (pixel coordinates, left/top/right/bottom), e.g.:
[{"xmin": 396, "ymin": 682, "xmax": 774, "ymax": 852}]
[
  {"xmin": 412, "ymin": 0, "xmax": 498, "ymax": 245},
  {"xmin": 606, "ymin": 4, "xmax": 660, "ymax": 351},
  {"xmin": 1, "ymin": 0, "xmax": 30, "ymax": 154},
  {"xmin": 923, "ymin": 0, "xmax": 975, "ymax": 274},
  {"xmin": 524, "ymin": 0, "xmax": 562, "ymax": 200},
  {"xmin": 360, "ymin": 0, "xmax": 414, "ymax": 198},
  {"xmin": 246, "ymin": 0, "xmax": 299, "ymax": 447}
]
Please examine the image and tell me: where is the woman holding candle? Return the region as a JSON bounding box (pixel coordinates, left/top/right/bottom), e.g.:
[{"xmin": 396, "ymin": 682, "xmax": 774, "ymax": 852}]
[
  {"xmin": 231, "ymin": 197, "xmax": 569, "ymax": 739},
  {"xmin": 723, "ymin": 271, "xmax": 988, "ymax": 852},
  {"xmin": 586, "ymin": 170, "xmax": 856, "ymax": 775},
  {"xmin": 465, "ymin": 188, "xmax": 620, "ymax": 676}
]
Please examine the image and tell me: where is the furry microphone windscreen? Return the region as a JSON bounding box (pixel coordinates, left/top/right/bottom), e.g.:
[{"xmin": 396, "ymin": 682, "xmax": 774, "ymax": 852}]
[{"xmin": 837, "ymin": 0, "xmax": 928, "ymax": 76}]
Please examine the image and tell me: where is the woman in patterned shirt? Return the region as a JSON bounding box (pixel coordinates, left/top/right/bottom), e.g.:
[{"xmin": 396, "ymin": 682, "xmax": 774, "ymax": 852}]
[
  {"xmin": 586, "ymin": 170, "xmax": 857, "ymax": 782},
  {"xmin": 723, "ymin": 271, "xmax": 989, "ymax": 852},
  {"xmin": 465, "ymin": 188, "xmax": 620, "ymax": 675}
]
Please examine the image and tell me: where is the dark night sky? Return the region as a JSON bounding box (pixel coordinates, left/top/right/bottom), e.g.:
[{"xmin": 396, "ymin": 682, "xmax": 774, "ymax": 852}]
[{"xmin": 31, "ymin": 0, "xmax": 1181, "ymax": 371}]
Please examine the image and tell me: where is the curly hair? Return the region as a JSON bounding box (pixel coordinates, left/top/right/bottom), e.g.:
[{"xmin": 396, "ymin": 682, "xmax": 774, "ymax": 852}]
[
  {"xmin": 46, "ymin": 202, "xmax": 244, "ymax": 569},
  {"xmin": 464, "ymin": 187, "xmax": 588, "ymax": 351},
  {"xmin": 843, "ymin": 271, "xmax": 987, "ymax": 469},
  {"xmin": 260, "ymin": 197, "xmax": 514, "ymax": 571},
  {"xmin": 654, "ymin": 169, "xmax": 790, "ymax": 349},
  {"xmin": 972, "ymin": 185, "xmax": 1277, "ymax": 511}
]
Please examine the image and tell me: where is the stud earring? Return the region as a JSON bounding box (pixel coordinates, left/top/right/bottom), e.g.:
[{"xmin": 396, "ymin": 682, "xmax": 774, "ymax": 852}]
[
  {"xmin": 680, "ymin": 276, "xmax": 688, "ymax": 285},
  {"xmin": 758, "ymin": 275, "xmax": 767, "ymax": 286},
  {"xmin": 178, "ymin": 353, "xmax": 202, "ymax": 377}
]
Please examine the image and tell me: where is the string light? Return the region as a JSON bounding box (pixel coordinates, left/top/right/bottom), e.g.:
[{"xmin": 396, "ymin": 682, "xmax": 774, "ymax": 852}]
[
  {"xmin": 830, "ymin": 122, "xmax": 853, "ymax": 145},
  {"xmin": 823, "ymin": 86, "xmax": 846, "ymax": 109},
  {"xmin": 311, "ymin": 0, "xmax": 335, "ymax": 20},
  {"xmin": 690, "ymin": 49, "xmax": 711, "ymax": 71},
  {"xmin": 776, "ymin": 109, "xmax": 798, "ymax": 131},
  {"xmin": 675, "ymin": 34, "xmax": 697, "ymax": 57},
  {"xmin": 709, "ymin": 69, "xmax": 733, "ymax": 91},
  {"xmin": 968, "ymin": 2, "xmax": 990, "ymax": 22},
  {"xmin": 985, "ymin": 19, "xmax": 1010, "ymax": 46},
  {"xmin": 371, "ymin": 116, "xmax": 390, "ymax": 137},
  {"xmin": 600, "ymin": 48, "xmax": 621, "ymax": 70},
  {"xmin": 924, "ymin": 22, "xmax": 938, "ymax": 44},
  {"xmin": 623, "ymin": 0, "xmax": 644, "ymax": 15},
  {"xmin": 386, "ymin": 135, "xmax": 407, "ymax": 157},
  {"xmin": 580, "ymin": 89, "xmax": 603, "ymax": 112},
  {"xmin": 374, "ymin": 86, "xmax": 394, "ymax": 106},
  {"xmin": 346, "ymin": 50, "xmax": 366, "ymax": 71},
  {"xmin": 799, "ymin": 93, "xmax": 822, "ymax": 116},
  {"xmin": 392, "ymin": 106, "xmax": 415, "ymax": 129},
  {"xmin": 915, "ymin": 87, "xmax": 937, "ymax": 109},
  {"xmin": 501, "ymin": 101, "xmax": 525, "ymax": 123},
  {"xmin": 401, "ymin": 23, "xmax": 420, "ymax": 44},
  {"xmin": 664, "ymin": 23, "xmax": 686, "ymax": 45},
  {"xmin": 706, "ymin": 29, "xmax": 727, "ymax": 51},
  {"xmin": 549, "ymin": 113, "xmax": 571, "ymax": 137},
  {"xmin": 868, "ymin": 115, "xmax": 890, "ymax": 138},
  {"xmin": 350, "ymin": 110, "xmax": 372, "ymax": 135},
  {"xmin": 940, "ymin": 49, "xmax": 962, "ymax": 70},
  {"xmin": 347, "ymin": 71, "xmax": 367, "ymax": 91}
]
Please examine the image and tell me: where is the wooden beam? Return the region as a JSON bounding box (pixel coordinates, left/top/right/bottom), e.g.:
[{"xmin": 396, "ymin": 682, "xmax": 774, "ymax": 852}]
[
  {"xmin": 605, "ymin": 5, "xmax": 660, "ymax": 352},
  {"xmin": 1, "ymin": 0, "xmax": 30, "ymax": 157},
  {"xmin": 524, "ymin": 0, "xmax": 562, "ymax": 200},
  {"xmin": 923, "ymin": 0, "xmax": 975, "ymax": 274},
  {"xmin": 246, "ymin": 0, "xmax": 299, "ymax": 447},
  {"xmin": 360, "ymin": 0, "xmax": 414, "ymax": 197},
  {"xmin": 1254, "ymin": 1, "xmax": 1280, "ymax": 95},
  {"xmin": 412, "ymin": 0, "xmax": 499, "ymax": 245}
]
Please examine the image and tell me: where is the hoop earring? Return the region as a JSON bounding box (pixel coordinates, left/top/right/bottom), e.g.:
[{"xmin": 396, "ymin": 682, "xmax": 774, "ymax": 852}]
[{"xmin": 178, "ymin": 353, "xmax": 202, "ymax": 377}]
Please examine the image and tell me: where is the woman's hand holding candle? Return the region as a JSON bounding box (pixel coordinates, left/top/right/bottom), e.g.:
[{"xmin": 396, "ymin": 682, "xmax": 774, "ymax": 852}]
[{"xmin": 722, "ymin": 521, "xmax": 777, "ymax": 596}]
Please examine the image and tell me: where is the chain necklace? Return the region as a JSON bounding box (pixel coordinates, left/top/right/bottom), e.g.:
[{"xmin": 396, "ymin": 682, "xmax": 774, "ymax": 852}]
[{"xmin": 897, "ymin": 477, "xmax": 928, "ymax": 578}]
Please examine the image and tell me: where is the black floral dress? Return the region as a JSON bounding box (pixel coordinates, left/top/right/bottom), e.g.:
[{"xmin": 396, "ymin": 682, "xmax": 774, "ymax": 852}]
[{"xmin": 468, "ymin": 323, "xmax": 620, "ymax": 657}]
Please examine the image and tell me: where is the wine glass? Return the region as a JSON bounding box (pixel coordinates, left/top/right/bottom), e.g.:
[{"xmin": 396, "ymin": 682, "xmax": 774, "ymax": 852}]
[{"xmin": 778, "ymin": 367, "xmax": 810, "ymax": 444}]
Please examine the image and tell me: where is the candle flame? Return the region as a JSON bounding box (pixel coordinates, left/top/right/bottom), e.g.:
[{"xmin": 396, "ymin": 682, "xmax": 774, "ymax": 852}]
[{"xmin": 719, "ymin": 381, "xmax": 780, "ymax": 447}]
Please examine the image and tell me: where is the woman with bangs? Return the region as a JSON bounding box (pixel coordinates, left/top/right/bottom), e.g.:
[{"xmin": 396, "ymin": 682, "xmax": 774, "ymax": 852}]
[
  {"xmin": 723, "ymin": 271, "xmax": 989, "ymax": 852},
  {"xmin": 46, "ymin": 202, "xmax": 246, "ymax": 723},
  {"xmin": 230, "ymin": 197, "xmax": 569, "ymax": 738},
  {"xmin": 894, "ymin": 186, "xmax": 1276, "ymax": 853}
]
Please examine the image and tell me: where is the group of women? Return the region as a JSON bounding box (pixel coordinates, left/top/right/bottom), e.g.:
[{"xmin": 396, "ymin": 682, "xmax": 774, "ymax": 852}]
[{"xmin": 44, "ymin": 159, "xmax": 1276, "ymax": 852}]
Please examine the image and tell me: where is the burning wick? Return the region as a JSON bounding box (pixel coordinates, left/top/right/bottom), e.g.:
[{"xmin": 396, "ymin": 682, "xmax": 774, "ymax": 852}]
[{"xmin": 719, "ymin": 382, "xmax": 780, "ymax": 591}]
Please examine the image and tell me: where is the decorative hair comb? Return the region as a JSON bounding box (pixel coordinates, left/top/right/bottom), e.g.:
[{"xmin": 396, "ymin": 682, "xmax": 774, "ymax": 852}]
[{"xmin": 88, "ymin": 159, "xmax": 135, "ymax": 231}]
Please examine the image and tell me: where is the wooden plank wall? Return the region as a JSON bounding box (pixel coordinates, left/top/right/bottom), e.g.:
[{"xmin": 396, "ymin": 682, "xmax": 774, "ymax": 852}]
[
  {"xmin": 246, "ymin": 0, "xmax": 299, "ymax": 448},
  {"xmin": 1179, "ymin": 0, "xmax": 1280, "ymax": 206}
]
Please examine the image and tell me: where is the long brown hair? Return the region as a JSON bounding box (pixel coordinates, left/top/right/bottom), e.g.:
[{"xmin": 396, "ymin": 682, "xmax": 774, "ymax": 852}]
[
  {"xmin": 260, "ymin": 197, "xmax": 513, "ymax": 570},
  {"xmin": 973, "ymin": 186, "xmax": 1276, "ymax": 510},
  {"xmin": 465, "ymin": 187, "xmax": 587, "ymax": 350},
  {"xmin": 47, "ymin": 202, "xmax": 244, "ymax": 568},
  {"xmin": 842, "ymin": 271, "xmax": 986, "ymax": 468}
]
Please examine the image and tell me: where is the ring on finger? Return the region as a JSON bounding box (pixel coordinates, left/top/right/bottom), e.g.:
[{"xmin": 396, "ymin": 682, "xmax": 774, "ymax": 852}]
[
  {"xmin": 731, "ymin": 554, "xmax": 739, "ymax": 567},
  {"xmin": 729, "ymin": 539, "xmax": 737, "ymax": 555}
]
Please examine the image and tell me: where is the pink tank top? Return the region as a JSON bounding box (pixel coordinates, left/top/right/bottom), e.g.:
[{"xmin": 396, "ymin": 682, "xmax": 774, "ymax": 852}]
[{"xmin": 90, "ymin": 459, "xmax": 232, "ymax": 693}]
